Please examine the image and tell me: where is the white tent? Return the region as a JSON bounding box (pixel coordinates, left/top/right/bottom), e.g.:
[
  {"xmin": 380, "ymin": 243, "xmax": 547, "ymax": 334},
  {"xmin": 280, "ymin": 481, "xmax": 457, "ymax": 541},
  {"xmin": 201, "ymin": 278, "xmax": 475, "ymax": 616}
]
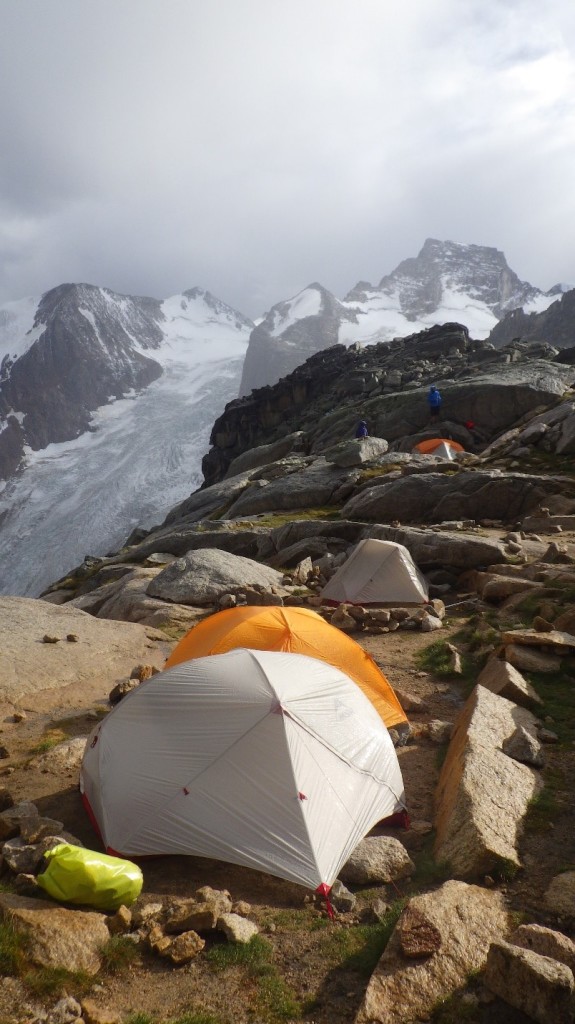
[
  {"xmin": 430, "ymin": 441, "xmax": 455, "ymax": 460},
  {"xmin": 320, "ymin": 538, "xmax": 428, "ymax": 605},
  {"xmin": 80, "ymin": 648, "xmax": 405, "ymax": 892}
]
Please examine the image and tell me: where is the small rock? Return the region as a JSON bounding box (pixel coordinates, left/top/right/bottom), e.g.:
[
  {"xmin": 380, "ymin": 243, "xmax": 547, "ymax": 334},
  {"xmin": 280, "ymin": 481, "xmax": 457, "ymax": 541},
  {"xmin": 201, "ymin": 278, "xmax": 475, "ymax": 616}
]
[
  {"xmin": 538, "ymin": 728, "xmax": 559, "ymax": 744},
  {"xmin": 66, "ymin": 634, "xmax": 79, "ymax": 643},
  {"xmin": 161, "ymin": 929, "xmax": 205, "ymax": 964},
  {"xmin": 420, "ymin": 613, "xmax": 443, "ymax": 632},
  {"xmin": 108, "ymin": 679, "xmax": 140, "ymax": 705},
  {"xmin": 502, "ymin": 726, "xmax": 545, "ymax": 767},
  {"xmin": 0, "ymin": 746, "xmax": 10, "ymax": 760},
  {"xmin": 131, "ymin": 901, "xmax": 163, "ymax": 927},
  {"xmin": 130, "ymin": 664, "xmax": 156, "ymax": 682},
  {"xmin": 506, "ymin": 541, "xmax": 523, "ymax": 553},
  {"xmin": 42, "ymin": 635, "xmax": 61, "ymax": 643},
  {"xmin": 533, "ymin": 616, "xmax": 554, "ymax": 632},
  {"xmin": 545, "ymin": 872, "xmax": 575, "ymax": 917},
  {"xmin": 330, "ymin": 879, "xmax": 356, "ymax": 913},
  {"xmin": 427, "ymin": 720, "xmax": 452, "ymax": 744},
  {"xmin": 444, "ymin": 643, "xmax": 462, "ymax": 674},
  {"xmin": 340, "ymin": 836, "xmax": 414, "ymax": 885},
  {"xmin": 13, "ymin": 873, "xmax": 40, "ymax": 895},
  {"xmin": 12, "ymin": 712, "xmax": 26, "ymax": 723},
  {"xmin": 217, "ymin": 912, "xmax": 259, "ymax": 943},
  {"xmin": 330, "ymin": 606, "xmax": 357, "ymax": 631},
  {"xmin": 0, "ymin": 788, "xmax": 14, "ymax": 812},
  {"xmin": 231, "ymin": 900, "xmax": 252, "ymax": 917},
  {"xmin": 107, "ymin": 905, "xmax": 132, "ymax": 935},
  {"xmin": 81, "ymin": 998, "xmax": 121, "ymax": 1024},
  {"xmin": 371, "ymin": 898, "xmax": 391, "ymax": 922},
  {"xmin": 46, "ymin": 996, "xmax": 82, "ymax": 1023},
  {"xmin": 394, "ymin": 689, "xmax": 428, "ymax": 713}
]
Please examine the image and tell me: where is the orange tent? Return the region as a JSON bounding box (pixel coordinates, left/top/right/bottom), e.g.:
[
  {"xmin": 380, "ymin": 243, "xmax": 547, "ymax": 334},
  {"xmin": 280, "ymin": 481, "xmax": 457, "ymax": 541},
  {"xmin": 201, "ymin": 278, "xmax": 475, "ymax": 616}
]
[
  {"xmin": 414, "ymin": 438, "xmax": 464, "ymax": 455},
  {"xmin": 165, "ymin": 606, "xmax": 407, "ymax": 730}
]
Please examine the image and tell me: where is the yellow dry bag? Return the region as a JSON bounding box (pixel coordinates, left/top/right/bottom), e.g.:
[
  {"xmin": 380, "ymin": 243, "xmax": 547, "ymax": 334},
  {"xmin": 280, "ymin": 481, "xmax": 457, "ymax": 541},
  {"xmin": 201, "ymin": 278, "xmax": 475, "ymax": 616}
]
[{"xmin": 37, "ymin": 843, "xmax": 143, "ymax": 911}]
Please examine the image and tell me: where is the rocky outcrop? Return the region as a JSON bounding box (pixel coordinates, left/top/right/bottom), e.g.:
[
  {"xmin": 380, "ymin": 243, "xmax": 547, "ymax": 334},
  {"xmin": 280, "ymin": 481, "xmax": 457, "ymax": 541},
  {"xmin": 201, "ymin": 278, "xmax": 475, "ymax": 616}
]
[
  {"xmin": 434, "ymin": 685, "xmax": 542, "ymax": 877},
  {"xmin": 489, "ymin": 286, "xmax": 575, "ymax": 350},
  {"xmin": 485, "ymin": 939, "xmax": 575, "ymax": 1023},
  {"xmin": 0, "ymin": 596, "xmax": 168, "ymax": 703},
  {"xmin": 146, "ymin": 548, "xmax": 285, "ymax": 605},
  {"xmin": 343, "ymin": 470, "xmax": 575, "ymax": 525},
  {"xmin": 0, "ymin": 892, "xmax": 110, "ymax": 974},
  {"xmin": 203, "ymin": 320, "xmax": 573, "ymax": 486},
  {"xmin": 355, "ymin": 880, "xmax": 509, "ymax": 1024}
]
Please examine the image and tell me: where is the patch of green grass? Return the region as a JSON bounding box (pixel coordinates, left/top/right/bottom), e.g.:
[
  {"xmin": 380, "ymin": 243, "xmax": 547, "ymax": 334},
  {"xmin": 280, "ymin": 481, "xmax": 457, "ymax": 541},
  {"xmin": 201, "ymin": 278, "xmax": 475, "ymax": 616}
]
[
  {"xmin": 168, "ymin": 1013, "xmax": 228, "ymax": 1024},
  {"xmin": 258, "ymin": 908, "xmax": 308, "ymax": 932},
  {"xmin": 158, "ymin": 623, "xmax": 189, "ymax": 641},
  {"xmin": 415, "ymin": 637, "xmax": 477, "ymax": 686},
  {"xmin": 527, "ymin": 669, "xmax": 575, "ymax": 744},
  {"xmin": 318, "ymin": 899, "xmax": 407, "ymax": 977},
  {"xmin": 411, "ymin": 837, "xmax": 452, "ymax": 888},
  {"xmin": 0, "ymin": 920, "xmax": 28, "ymax": 976},
  {"xmin": 23, "ymin": 965, "xmax": 93, "ymax": 998},
  {"xmin": 247, "ymin": 508, "xmax": 341, "ymax": 528},
  {"xmin": 206, "ymin": 935, "xmax": 299, "ymax": 1023},
  {"xmin": 492, "ymin": 857, "xmax": 520, "ymax": 883},
  {"xmin": 431, "ymin": 991, "xmax": 481, "ymax": 1022},
  {"xmin": 206, "ymin": 934, "xmax": 273, "ymax": 972},
  {"xmin": 30, "ymin": 728, "xmax": 67, "ymax": 755},
  {"xmin": 358, "ymin": 465, "xmax": 402, "ymax": 483},
  {"xmin": 100, "ymin": 935, "xmax": 140, "ymax": 974}
]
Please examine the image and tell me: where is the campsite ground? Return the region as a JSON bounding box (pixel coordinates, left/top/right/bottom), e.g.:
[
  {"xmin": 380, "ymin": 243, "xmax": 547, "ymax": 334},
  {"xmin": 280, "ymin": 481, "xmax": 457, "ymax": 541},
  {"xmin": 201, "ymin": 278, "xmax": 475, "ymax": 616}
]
[{"xmin": 1, "ymin": 568, "xmax": 575, "ymax": 1024}]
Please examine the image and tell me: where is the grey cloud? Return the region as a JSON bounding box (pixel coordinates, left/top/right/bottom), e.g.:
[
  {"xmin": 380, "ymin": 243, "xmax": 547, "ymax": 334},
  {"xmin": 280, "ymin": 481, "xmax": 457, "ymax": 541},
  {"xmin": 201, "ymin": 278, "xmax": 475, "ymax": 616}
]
[{"xmin": 0, "ymin": 0, "xmax": 574, "ymax": 315}]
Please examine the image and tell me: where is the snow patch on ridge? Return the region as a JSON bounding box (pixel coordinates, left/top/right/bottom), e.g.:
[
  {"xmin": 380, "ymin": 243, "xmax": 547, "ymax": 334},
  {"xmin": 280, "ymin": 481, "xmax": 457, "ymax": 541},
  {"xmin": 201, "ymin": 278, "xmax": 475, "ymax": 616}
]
[
  {"xmin": 0, "ymin": 296, "xmax": 44, "ymax": 362},
  {"xmin": 270, "ymin": 288, "xmax": 322, "ymax": 337}
]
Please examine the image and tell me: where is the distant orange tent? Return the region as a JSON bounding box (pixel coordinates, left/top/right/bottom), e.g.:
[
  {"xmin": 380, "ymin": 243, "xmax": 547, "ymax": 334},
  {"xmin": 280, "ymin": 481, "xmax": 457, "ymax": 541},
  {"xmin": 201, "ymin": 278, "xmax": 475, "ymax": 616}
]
[
  {"xmin": 165, "ymin": 606, "xmax": 407, "ymax": 730},
  {"xmin": 414, "ymin": 438, "xmax": 464, "ymax": 456}
]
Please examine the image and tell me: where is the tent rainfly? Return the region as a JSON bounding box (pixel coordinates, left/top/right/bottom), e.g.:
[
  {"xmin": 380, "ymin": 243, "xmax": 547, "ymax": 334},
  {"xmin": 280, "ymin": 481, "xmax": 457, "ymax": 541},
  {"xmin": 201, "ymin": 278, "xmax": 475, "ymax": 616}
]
[
  {"xmin": 164, "ymin": 605, "xmax": 407, "ymax": 731},
  {"xmin": 320, "ymin": 538, "xmax": 428, "ymax": 606},
  {"xmin": 81, "ymin": 649, "xmax": 406, "ymax": 893}
]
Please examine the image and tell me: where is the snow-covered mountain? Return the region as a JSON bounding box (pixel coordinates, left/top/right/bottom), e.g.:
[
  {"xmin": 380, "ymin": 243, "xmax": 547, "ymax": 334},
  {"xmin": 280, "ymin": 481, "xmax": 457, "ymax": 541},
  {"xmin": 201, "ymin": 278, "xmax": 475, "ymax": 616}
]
[
  {"xmin": 0, "ymin": 285, "xmax": 253, "ymax": 595},
  {"xmin": 240, "ymin": 239, "xmax": 564, "ymax": 394}
]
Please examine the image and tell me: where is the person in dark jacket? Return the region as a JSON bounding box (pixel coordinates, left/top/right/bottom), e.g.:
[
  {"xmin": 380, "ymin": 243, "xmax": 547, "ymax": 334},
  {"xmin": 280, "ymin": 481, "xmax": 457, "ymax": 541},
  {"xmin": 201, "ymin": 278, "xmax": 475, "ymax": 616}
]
[
  {"xmin": 427, "ymin": 386, "xmax": 442, "ymax": 423},
  {"xmin": 355, "ymin": 420, "xmax": 368, "ymax": 438}
]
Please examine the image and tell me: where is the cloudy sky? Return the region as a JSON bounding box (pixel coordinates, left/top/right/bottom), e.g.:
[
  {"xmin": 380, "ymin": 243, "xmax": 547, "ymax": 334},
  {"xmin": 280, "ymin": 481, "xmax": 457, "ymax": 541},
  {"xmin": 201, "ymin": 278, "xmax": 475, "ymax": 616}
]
[{"xmin": 1, "ymin": 0, "xmax": 574, "ymax": 317}]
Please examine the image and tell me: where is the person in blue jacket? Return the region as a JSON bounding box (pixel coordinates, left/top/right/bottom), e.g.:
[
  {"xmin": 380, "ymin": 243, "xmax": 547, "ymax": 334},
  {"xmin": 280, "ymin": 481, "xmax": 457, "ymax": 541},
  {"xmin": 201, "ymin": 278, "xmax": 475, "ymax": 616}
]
[
  {"xmin": 355, "ymin": 420, "xmax": 368, "ymax": 438},
  {"xmin": 427, "ymin": 386, "xmax": 442, "ymax": 423}
]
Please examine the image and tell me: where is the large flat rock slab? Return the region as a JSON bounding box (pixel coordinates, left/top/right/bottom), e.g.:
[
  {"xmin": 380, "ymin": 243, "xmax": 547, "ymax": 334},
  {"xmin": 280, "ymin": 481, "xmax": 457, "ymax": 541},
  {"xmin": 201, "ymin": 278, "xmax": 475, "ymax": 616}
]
[
  {"xmin": 0, "ymin": 892, "xmax": 110, "ymax": 974},
  {"xmin": 355, "ymin": 880, "xmax": 508, "ymax": 1024},
  {"xmin": 342, "ymin": 470, "xmax": 575, "ymax": 524},
  {"xmin": 0, "ymin": 596, "xmax": 168, "ymax": 703},
  {"xmin": 502, "ymin": 627, "xmax": 575, "ymax": 652},
  {"xmin": 434, "ymin": 685, "xmax": 542, "ymax": 876},
  {"xmin": 364, "ymin": 524, "xmax": 506, "ymax": 569}
]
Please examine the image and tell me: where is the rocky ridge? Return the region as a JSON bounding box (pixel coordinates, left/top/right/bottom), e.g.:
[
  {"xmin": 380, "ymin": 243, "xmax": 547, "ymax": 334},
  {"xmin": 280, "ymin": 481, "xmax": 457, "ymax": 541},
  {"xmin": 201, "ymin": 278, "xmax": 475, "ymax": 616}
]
[{"xmin": 3, "ymin": 321, "xmax": 575, "ymax": 1021}]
